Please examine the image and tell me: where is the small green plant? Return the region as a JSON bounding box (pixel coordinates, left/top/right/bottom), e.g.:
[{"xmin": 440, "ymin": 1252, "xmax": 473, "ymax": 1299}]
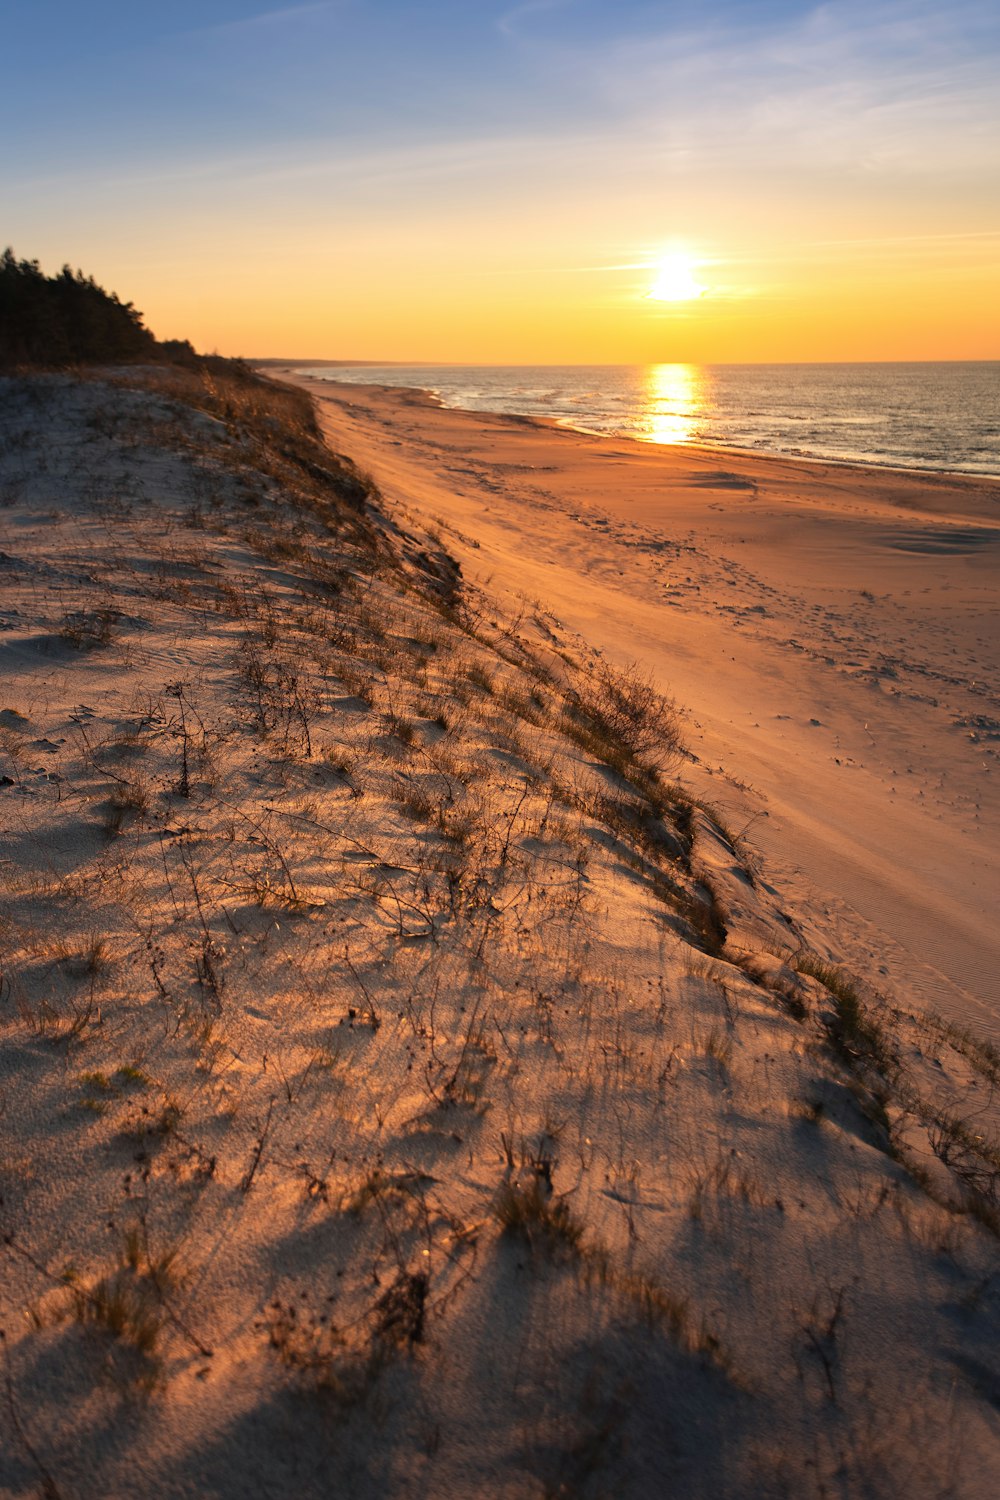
[
  {"xmin": 115, "ymin": 1063, "xmax": 151, "ymax": 1088},
  {"xmin": 79, "ymin": 1069, "xmax": 112, "ymax": 1093}
]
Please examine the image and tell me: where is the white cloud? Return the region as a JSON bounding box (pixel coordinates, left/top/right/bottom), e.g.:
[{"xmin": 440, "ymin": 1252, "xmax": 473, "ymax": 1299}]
[{"xmin": 514, "ymin": 2, "xmax": 1000, "ymax": 180}]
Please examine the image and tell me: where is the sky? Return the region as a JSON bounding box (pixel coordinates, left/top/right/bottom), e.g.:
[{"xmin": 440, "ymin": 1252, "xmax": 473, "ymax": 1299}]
[{"xmin": 3, "ymin": 1, "xmax": 999, "ymax": 362}]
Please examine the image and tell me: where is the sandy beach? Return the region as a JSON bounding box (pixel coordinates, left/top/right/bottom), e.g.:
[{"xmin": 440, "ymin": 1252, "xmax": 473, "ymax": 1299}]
[
  {"xmin": 3, "ymin": 365, "xmax": 1000, "ymax": 1498},
  {"xmin": 6, "ymin": 0, "xmax": 1000, "ymax": 1484},
  {"xmin": 287, "ymin": 374, "xmax": 1000, "ymax": 1041}
]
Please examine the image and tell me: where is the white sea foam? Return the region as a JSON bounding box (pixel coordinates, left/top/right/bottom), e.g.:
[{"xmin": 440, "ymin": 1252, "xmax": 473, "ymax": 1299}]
[{"xmin": 299, "ymin": 360, "xmax": 1000, "ymax": 477}]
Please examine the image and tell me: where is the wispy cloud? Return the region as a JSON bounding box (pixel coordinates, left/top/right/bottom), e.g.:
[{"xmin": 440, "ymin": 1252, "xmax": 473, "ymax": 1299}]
[
  {"xmin": 512, "ymin": 1, "xmax": 1000, "ymax": 179},
  {"xmin": 6, "ymin": 0, "xmax": 998, "ymax": 306},
  {"xmin": 496, "ymin": 0, "xmax": 577, "ymax": 41},
  {"xmin": 180, "ymin": 1, "xmax": 339, "ymax": 42},
  {"xmin": 8, "ymin": 126, "xmax": 618, "ymax": 200}
]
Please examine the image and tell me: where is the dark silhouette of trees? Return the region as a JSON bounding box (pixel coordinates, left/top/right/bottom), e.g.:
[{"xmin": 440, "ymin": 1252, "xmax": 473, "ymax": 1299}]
[{"xmin": 0, "ymin": 248, "xmax": 158, "ymax": 368}]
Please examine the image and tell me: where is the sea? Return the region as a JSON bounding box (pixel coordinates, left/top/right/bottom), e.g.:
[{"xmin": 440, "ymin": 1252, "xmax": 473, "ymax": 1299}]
[{"xmin": 297, "ymin": 362, "xmax": 1000, "ymax": 479}]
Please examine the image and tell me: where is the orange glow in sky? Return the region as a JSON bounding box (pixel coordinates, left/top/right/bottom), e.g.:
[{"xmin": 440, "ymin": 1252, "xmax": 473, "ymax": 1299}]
[{"xmin": 4, "ymin": 4, "xmax": 998, "ymax": 362}]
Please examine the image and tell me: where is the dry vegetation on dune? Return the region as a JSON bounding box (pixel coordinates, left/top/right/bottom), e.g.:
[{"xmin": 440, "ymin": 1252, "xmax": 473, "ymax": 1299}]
[{"xmin": 1, "ymin": 366, "xmax": 999, "ymax": 1497}]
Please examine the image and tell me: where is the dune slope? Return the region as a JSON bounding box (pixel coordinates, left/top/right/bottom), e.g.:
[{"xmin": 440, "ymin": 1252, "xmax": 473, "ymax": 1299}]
[
  {"xmin": 1, "ymin": 369, "xmax": 999, "ymax": 1498},
  {"xmin": 285, "ymin": 376, "xmax": 1000, "ymax": 1041}
]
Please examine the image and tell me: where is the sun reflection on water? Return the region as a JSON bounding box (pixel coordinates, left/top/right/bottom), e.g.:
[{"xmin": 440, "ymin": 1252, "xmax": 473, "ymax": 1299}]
[{"xmin": 642, "ymin": 363, "xmax": 704, "ymax": 445}]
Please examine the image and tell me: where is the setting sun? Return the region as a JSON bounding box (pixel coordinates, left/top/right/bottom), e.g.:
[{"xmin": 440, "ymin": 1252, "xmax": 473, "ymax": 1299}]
[
  {"xmin": 4, "ymin": 4, "xmax": 1000, "ymax": 1492},
  {"xmin": 647, "ymin": 254, "xmax": 705, "ymax": 303}
]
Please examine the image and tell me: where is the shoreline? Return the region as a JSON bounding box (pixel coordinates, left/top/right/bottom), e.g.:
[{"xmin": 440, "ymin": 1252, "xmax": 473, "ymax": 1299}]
[
  {"xmin": 282, "ymin": 366, "xmax": 1000, "ymax": 485},
  {"xmin": 282, "ymin": 368, "xmax": 1000, "ymax": 1041}
]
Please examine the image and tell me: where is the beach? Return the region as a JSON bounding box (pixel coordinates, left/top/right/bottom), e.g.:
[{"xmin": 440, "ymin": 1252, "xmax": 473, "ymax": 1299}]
[
  {"xmin": 294, "ymin": 360, "xmax": 1000, "ymax": 476},
  {"xmin": 286, "ymin": 373, "xmax": 1000, "ymax": 1041},
  {"xmin": 6, "ymin": 0, "xmax": 1000, "ymax": 1485},
  {"xmin": 3, "ymin": 365, "xmax": 1000, "ymax": 1498}
]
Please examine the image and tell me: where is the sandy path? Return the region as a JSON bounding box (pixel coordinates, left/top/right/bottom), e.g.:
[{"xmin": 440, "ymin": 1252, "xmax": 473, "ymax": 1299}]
[{"xmin": 282, "ymin": 374, "xmax": 1000, "ymax": 1038}]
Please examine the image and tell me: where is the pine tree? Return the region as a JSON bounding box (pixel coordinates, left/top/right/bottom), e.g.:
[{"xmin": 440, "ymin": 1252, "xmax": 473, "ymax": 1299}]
[{"xmin": 0, "ymin": 249, "xmax": 157, "ymax": 367}]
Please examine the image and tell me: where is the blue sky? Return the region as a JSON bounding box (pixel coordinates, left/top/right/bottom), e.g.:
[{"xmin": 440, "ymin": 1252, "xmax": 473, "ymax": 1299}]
[
  {"xmin": 4, "ymin": 2, "xmax": 999, "ymax": 358},
  {"xmin": 7, "ymin": 2, "xmax": 998, "ymax": 162}
]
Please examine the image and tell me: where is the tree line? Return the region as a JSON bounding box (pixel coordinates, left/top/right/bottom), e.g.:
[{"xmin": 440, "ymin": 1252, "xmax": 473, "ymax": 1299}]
[{"xmin": 0, "ymin": 248, "xmax": 200, "ymax": 369}]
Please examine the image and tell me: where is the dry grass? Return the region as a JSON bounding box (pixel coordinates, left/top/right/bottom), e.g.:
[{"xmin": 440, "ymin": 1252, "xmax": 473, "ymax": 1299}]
[{"xmin": 0, "ymin": 365, "xmax": 995, "ymax": 1497}]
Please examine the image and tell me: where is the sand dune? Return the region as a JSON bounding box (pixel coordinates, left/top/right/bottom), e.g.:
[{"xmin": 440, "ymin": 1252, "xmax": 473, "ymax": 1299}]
[
  {"xmin": 288, "ymin": 374, "xmax": 1000, "ymax": 1039},
  {"xmin": 2, "ymin": 367, "xmax": 999, "ymax": 1498}
]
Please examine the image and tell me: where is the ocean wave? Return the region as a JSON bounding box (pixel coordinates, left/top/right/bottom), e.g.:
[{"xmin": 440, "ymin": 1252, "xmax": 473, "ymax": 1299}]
[{"xmin": 299, "ymin": 363, "xmax": 1000, "ymax": 478}]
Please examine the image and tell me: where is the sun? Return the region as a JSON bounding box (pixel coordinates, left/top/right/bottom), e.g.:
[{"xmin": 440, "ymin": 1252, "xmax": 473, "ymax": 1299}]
[{"xmin": 647, "ymin": 253, "xmax": 705, "ymax": 303}]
